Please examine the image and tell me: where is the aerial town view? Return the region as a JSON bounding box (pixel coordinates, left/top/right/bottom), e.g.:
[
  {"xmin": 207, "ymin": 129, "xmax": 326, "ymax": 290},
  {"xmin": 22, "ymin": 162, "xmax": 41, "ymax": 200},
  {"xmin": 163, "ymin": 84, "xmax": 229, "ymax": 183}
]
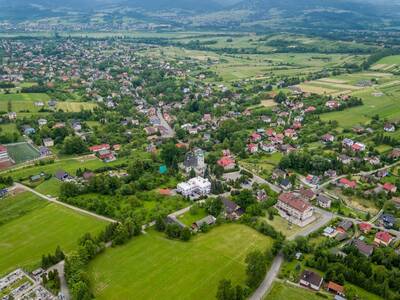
[{"xmin": 0, "ymin": 0, "xmax": 400, "ymax": 299}]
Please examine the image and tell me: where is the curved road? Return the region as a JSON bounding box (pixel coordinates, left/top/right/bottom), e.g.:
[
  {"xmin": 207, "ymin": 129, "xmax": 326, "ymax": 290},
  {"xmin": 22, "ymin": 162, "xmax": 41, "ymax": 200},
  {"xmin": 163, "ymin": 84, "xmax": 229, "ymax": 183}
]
[{"xmin": 14, "ymin": 183, "xmax": 117, "ymax": 223}]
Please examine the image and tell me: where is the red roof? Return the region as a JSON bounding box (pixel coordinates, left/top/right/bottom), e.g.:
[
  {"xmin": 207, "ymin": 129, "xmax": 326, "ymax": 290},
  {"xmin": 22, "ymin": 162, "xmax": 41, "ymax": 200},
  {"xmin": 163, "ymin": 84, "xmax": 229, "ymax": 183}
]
[
  {"xmin": 159, "ymin": 189, "xmax": 172, "ymax": 196},
  {"xmin": 358, "ymin": 222, "xmax": 372, "ymax": 232},
  {"xmin": 250, "ymin": 132, "xmax": 261, "ymax": 140},
  {"xmin": 113, "ymin": 144, "xmax": 121, "ymax": 151},
  {"xmin": 383, "ymin": 182, "xmax": 396, "ymax": 192},
  {"xmin": 375, "ymin": 231, "xmax": 393, "ymax": 244},
  {"xmin": 327, "ymin": 281, "xmax": 344, "ymax": 294},
  {"xmin": 278, "ymin": 192, "xmax": 311, "ymax": 213},
  {"xmin": 0, "ymin": 145, "xmax": 7, "ymax": 153},
  {"xmin": 89, "ymin": 144, "xmax": 110, "ymax": 152},
  {"xmin": 339, "ymin": 178, "xmax": 356, "ymax": 188},
  {"xmin": 218, "ymin": 156, "xmax": 235, "ymax": 167}
]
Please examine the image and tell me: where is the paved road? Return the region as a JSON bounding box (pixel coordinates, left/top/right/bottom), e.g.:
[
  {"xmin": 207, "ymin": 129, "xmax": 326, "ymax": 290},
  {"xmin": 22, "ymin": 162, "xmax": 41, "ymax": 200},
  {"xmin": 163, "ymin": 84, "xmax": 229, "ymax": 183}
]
[
  {"xmin": 240, "ymin": 166, "xmax": 282, "ymax": 193},
  {"xmin": 48, "ymin": 261, "xmax": 70, "ymax": 300},
  {"xmin": 157, "ymin": 108, "xmax": 175, "ymax": 138},
  {"xmin": 15, "ymin": 183, "xmax": 117, "ymax": 223},
  {"xmin": 249, "ymin": 207, "xmax": 333, "ymax": 300}
]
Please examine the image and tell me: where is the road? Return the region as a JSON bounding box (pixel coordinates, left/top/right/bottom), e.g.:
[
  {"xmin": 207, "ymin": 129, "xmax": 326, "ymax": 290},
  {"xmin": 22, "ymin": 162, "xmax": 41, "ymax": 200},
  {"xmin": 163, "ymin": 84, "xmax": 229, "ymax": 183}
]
[
  {"xmin": 14, "ymin": 183, "xmax": 118, "ymax": 223},
  {"xmin": 249, "ymin": 206, "xmax": 333, "ymax": 300},
  {"xmin": 48, "ymin": 261, "xmax": 70, "ymax": 300},
  {"xmin": 157, "ymin": 108, "xmax": 175, "ymax": 138},
  {"xmin": 240, "ymin": 166, "xmax": 282, "ymax": 193}
]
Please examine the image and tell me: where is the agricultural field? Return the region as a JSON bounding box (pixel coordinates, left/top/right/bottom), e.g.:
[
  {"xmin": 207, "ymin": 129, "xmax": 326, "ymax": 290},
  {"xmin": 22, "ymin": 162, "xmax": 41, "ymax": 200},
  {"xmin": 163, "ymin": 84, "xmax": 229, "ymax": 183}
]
[
  {"xmin": 0, "ymin": 93, "xmax": 50, "ymax": 113},
  {"xmin": 0, "ymin": 192, "xmax": 107, "ymax": 275},
  {"xmin": 371, "ymin": 55, "xmax": 400, "ymax": 73},
  {"xmin": 56, "ymin": 101, "xmax": 97, "ymax": 111},
  {"xmin": 87, "ymin": 224, "xmax": 273, "ymax": 300},
  {"xmin": 6, "ymin": 142, "xmax": 40, "ymax": 164}
]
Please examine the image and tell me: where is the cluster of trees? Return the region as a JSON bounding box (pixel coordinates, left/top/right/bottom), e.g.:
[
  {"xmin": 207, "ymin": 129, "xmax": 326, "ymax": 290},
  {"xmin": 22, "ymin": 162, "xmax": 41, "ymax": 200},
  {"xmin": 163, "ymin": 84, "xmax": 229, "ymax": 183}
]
[
  {"xmin": 155, "ymin": 218, "xmax": 192, "ymax": 241},
  {"xmin": 305, "ymin": 245, "xmax": 400, "ymax": 299},
  {"xmin": 374, "ymin": 133, "xmax": 399, "ymax": 147},
  {"xmin": 41, "ymin": 246, "xmax": 65, "ymax": 269},
  {"xmin": 279, "ymin": 151, "xmax": 340, "ymax": 175},
  {"xmin": 42, "ymin": 269, "xmax": 61, "ymax": 294},
  {"xmin": 0, "ymin": 175, "xmax": 13, "ymax": 187}
]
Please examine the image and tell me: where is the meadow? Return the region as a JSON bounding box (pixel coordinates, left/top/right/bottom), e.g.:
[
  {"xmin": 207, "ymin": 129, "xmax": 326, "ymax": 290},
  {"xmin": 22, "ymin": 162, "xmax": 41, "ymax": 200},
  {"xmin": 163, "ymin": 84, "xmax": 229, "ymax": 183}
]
[
  {"xmin": 0, "ymin": 192, "xmax": 107, "ymax": 275},
  {"xmin": 265, "ymin": 282, "xmax": 328, "ymax": 300},
  {"xmin": 87, "ymin": 224, "xmax": 273, "ymax": 300}
]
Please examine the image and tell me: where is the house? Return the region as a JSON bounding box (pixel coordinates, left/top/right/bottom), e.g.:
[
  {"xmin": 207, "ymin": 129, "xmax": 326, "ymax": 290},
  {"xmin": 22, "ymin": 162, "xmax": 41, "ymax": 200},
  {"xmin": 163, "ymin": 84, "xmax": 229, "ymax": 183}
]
[
  {"xmin": 247, "ymin": 143, "xmax": 258, "ymax": 154},
  {"xmin": 352, "ymin": 142, "xmax": 366, "ymax": 152},
  {"xmin": 272, "ymin": 168, "xmax": 286, "ymax": 180},
  {"xmin": 177, "ymin": 177, "xmax": 211, "ymax": 197},
  {"xmin": 250, "ymin": 132, "xmax": 262, "ymax": 142},
  {"xmin": 374, "ymin": 231, "xmax": 393, "ymax": 246},
  {"xmin": 217, "ymin": 156, "xmax": 236, "ymax": 170},
  {"xmin": 384, "ymin": 123, "xmax": 395, "ymax": 132},
  {"xmin": 89, "ymin": 144, "xmax": 110, "ymax": 153},
  {"xmin": 222, "ymin": 198, "xmax": 244, "ymax": 220},
  {"xmin": 55, "ymin": 170, "xmax": 69, "ymax": 181},
  {"xmin": 23, "ymin": 126, "xmax": 35, "ymax": 135},
  {"xmin": 383, "ymin": 182, "xmax": 397, "ymax": 193},
  {"xmin": 380, "ymin": 214, "xmax": 396, "ymax": 228},
  {"xmin": 299, "ymin": 270, "xmax": 323, "ymax": 291},
  {"xmin": 338, "ymin": 154, "xmax": 351, "ymax": 165},
  {"xmin": 358, "ymin": 222, "xmax": 372, "ymax": 234},
  {"xmin": 39, "ymin": 146, "xmax": 51, "ymax": 156},
  {"xmin": 280, "ymin": 179, "xmax": 292, "ymax": 191},
  {"xmin": 327, "ymin": 281, "xmax": 345, "ymax": 297},
  {"xmin": 322, "ymin": 134, "xmax": 334, "ymax": 143},
  {"xmin": 183, "ymin": 148, "xmax": 206, "ymax": 175},
  {"xmin": 317, "ymin": 194, "xmax": 331, "ymax": 208},
  {"xmin": 7, "ymin": 112, "xmax": 17, "ymax": 120},
  {"xmin": 337, "ymin": 220, "xmax": 353, "ymax": 233},
  {"xmin": 98, "ymin": 149, "xmax": 116, "ymax": 162},
  {"xmin": 191, "ymin": 215, "xmax": 216, "ymax": 231},
  {"xmin": 352, "ymin": 239, "xmax": 374, "ymax": 257},
  {"xmin": 260, "ymin": 143, "xmax": 276, "ymax": 153},
  {"xmin": 305, "ymin": 174, "xmax": 320, "ymax": 186},
  {"xmin": 325, "ymin": 100, "xmax": 340, "ymax": 109},
  {"xmin": 299, "ymin": 188, "xmax": 315, "ymax": 201},
  {"xmin": 342, "ymin": 138, "xmax": 354, "ymax": 148},
  {"xmin": 323, "ymin": 226, "xmax": 337, "ymax": 238},
  {"xmin": 276, "ymin": 192, "xmax": 314, "ymax": 227},
  {"xmin": 38, "ymin": 118, "xmax": 47, "ymax": 127},
  {"xmin": 42, "ymin": 138, "xmax": 54, "ymax": 147},
  {"xmin": 338, "ymin": 178, "xmax": 357, "ymax": 189},
  {"xmin": 82, "ymin": 171, "xmax": 95, "ymax": 181},
  {"xmin": 388, "ymin": 148, "xmax": 400, "ymax": 160}
]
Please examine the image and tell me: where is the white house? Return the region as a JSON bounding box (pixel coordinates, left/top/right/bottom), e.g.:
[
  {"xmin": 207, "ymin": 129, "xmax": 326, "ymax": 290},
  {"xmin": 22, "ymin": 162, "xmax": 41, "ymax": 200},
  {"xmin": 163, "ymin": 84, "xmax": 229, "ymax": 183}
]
[{"xmin": 177, "ymin": 177, "xmax": 211, "ymax": 197}]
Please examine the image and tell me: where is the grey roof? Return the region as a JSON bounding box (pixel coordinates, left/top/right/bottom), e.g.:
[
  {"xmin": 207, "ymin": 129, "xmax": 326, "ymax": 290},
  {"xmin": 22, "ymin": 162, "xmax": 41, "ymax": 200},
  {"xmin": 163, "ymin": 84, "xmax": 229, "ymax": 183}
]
[{"xmin": 194, "ymin": 215, "xmax": 216, "ymax": 227}]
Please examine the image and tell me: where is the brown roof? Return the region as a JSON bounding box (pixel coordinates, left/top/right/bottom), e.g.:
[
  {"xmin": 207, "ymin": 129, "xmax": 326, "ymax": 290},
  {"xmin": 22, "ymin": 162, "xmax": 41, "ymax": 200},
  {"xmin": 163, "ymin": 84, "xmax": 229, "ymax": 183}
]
[
  {"xmin": 299, "ymin": 188, "xmax": 315, "ymax": 200},
  {"xmin": 327, "ymin": 281, "xmax": 344, "ymax": 294},
  {"xmin": 278, "ymin": 193, "xmax": 311, "ymax": 212},
  {"xmin": 353, "ymin": 239, "xmax": 374, "ymax": 257}
]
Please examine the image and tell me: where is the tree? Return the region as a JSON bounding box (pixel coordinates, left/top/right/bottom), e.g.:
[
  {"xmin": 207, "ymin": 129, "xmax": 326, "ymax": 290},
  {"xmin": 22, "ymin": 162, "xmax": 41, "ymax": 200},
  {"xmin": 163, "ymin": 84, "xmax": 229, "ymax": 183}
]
[
  {"xmin": 216, "ymin": 279, "xmax": 235, "ymax": 300},
  {"xmin": 234, "ymin": 189, "xmax": 256, "ymax": 210},
  {"xmin": 180, "ymin": 227, "xmax": 191, "ymax": 241},
  {"xmin": 245, "ymin": 250, "xmax": 266, "ymax": 288},
  {"xmin": 205, "ymin": 197, "xmax": 223, "ymax": 217},
  {"xmin": 62, "ymin": 136, "xmax": 87, "ymax": 154}
]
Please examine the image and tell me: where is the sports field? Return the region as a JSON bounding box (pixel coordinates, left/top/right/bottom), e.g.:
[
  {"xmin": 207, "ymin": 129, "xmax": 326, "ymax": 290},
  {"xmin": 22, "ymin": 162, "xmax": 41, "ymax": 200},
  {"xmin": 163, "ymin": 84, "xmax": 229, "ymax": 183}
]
[
  {"xmin": 0, "ymin": 192, "xmax": 108, "ymax": 275},
  {"xmin": 87, "ymin": 224, "xmax": 273, "ymax": 300},
  {"xmin": 6, "ymin": 142, "xmax": 40, "ymax": 163}
]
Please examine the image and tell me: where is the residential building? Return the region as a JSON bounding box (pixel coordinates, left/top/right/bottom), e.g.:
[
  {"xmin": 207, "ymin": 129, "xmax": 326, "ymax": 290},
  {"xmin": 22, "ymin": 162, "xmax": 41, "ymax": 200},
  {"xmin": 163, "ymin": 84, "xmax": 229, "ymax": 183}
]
[
  {"xmin": 276, "ymin": 192, "xmax": 314, "ymax": 227},
  {"xmin": 42, "ymin": 138, "xmax": 54, "ymax": 147},
  {"xmin": 352, "ymin": 239, "xmax": 374, "ymax": 257},
  {"xmin": 327, "ymin": 281, "xmax": 345, "ymax": 297},
  {"xmin": 183, "ymin": 148, "xmax": 206, "ymax": 175},
  {"xmin": 222, "ymin": 198, "xmax": 244, "ymax": 220},
  {"xmin": 317, "ymin": 194, "xmax": 331, "ymax": 208},
  {"xmin": 374, "ymin": 231, "xmax": 393, "ymax": 246},
  {"xmin": 191, "ymin": 215, "xmax": 216, "ymax": 231},
  {"xmin": 299, "ymin": 270, "xmax": 323, "ymax": 291},
  {"xmin": 177, "ymin": 177, "xmax": 211, "ymax": 197}
]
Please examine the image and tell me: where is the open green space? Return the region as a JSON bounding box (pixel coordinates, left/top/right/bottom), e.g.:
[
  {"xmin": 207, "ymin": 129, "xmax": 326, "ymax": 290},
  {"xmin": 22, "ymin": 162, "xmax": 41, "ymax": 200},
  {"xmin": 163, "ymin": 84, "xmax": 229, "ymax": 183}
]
[
  {"xmin": 265, "ymin": 282, "xmax": 329, "ymax": 300},
  {"xmin": 240, "ymin": 152, "xmax": 283, "ymax": 176},
  {"xmin": 87, "ymin": 224, "xmax": 273, "ymax": 300},
  {"xmin": 6, "ymin": 142, "xmax": 40, "ymax": 164},
  {"xmin": 178, "ymin": 207, "xmax": 208, "ymax": 226},
  {"xmin": 0, "ymin": 192, "xmax": 107, "ymax": 275}
]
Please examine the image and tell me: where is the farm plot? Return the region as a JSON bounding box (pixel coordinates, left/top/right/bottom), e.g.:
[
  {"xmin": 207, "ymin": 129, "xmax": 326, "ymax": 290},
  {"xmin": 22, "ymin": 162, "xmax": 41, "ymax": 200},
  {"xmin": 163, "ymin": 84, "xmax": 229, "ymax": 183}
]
[
  {"xmin": 0, "ymin": 192, "xmax": 107, "ymax": 275},
  {"xmin": 6, "ymin": 142, "xmax": 40, "ymax": 164},
  {"xmin": 87, "ymin": 224, "xmax": 273, "ymax": 300}
]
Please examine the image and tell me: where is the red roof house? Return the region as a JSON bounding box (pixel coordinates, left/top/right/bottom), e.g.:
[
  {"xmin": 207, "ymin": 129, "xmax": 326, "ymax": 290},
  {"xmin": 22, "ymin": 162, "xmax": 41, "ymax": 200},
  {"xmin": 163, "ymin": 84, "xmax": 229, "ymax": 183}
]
[
  {"xmin": 89, "ymin": 144, "xmax": 110, "ymax": 152},
  {"xmin": 217, "ymin": 156, "xmax": 236, "ymax": 170},
  {"xmin": 358, "ymin": 222, "xmax": 372, "ymax": 234},
  {"xmin": 374, "ymin": 231, "xmax": 393, "ymax": 246},
  {"xmin": 339, "ymin": 178, "xmax": 357, "ymax": 189},
  {"xmin": 383, "ymin": 182, "xmax": 397, "ymax": 193}
]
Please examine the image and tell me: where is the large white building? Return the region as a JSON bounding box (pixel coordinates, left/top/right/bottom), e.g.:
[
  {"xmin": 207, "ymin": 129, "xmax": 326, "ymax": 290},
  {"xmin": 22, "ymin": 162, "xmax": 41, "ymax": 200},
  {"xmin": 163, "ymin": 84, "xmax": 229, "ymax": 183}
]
[
  {"xmin": 276, "ymin": 192, "xmax": 314, "ymax": 227},
  {"xmin": 177, "ymin": 176, "xmax": 211, "ymax": 197}
]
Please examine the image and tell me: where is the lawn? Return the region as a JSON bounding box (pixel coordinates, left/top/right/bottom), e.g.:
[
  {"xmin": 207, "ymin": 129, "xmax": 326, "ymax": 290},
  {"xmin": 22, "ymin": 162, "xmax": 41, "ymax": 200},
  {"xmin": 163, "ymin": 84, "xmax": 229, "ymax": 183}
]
[
  {"xmin": 87, "ymin": 224, "xmax": 273, "ymax": 300},
  {"xmin": 6, "ymin": 142, "xmax": 40, "ymax": 164},
  {"xmin": 265, "ymin": 282, "xmax": 329, "ymax": 300},
  {"xmin": 240, "ymin": 152, "xmax": 283, "ymax": 176},
  {"xmin": 34, "ymin": 177, "xmax": 62, "ymax": 197},
  {"xmin": 56, "ymin": 101, "xmax": 97, "ymax": 112},
  {"xmin": 0, "ymin": 192, "xmax": 108, "ymax": 275},
  {"xmin": 0, "ymin": 93, "xmax": 50, "ymax": 113},
  {"xmin": 178, "ymin": 207, "xmax": 208, "ymax": 226}
]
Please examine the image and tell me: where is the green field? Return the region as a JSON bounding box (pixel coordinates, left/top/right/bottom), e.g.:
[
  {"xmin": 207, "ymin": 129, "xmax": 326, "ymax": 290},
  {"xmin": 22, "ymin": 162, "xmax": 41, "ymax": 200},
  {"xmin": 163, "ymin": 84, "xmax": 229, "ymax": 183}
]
[
  {"xmin": 0, "ymin": 93, "xmax": 50, "ymax": 113},
  {"xmin": 88, "ymin": 224, "xmax": 273, "ymax": 300},
  {"xmin": 0, "ymin": 192, "xmax": 107, "ymax": 275},
  {"xmin": 6, "ymin": 142, "xmax": 40, "ymax": 163},
  {"xmin": 321, "ymin": 85, "xmax": 400, "ymax": 128},
  {"xmin": 265, "ymin": 282, "xmax": 329, "ymax": 300}
]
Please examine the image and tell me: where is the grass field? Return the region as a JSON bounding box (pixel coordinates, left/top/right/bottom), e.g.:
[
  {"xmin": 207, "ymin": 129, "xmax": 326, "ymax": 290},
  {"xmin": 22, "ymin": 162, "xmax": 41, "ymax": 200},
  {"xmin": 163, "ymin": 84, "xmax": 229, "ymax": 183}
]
[
  {"xmin": 6, "ymin": 142, "xmax": 40, "ymax": 164},
  {"xmin": 265, "ymin": 282, "xmax": 328, "ymax": 300},
  {"xmin": 0, "ymin": 192, "xmax": 107, "ymax": 275},
  {"xmin": 88, "ymin": 224, "xmax": 273, "ymax": 300},
  {"xmin": 0, "ymin": 93, "xmax": 50, "ymax": 113},
  {"xmin": 321, "ymin": 85, "xmax": 400, "ymax": 128},
  {"xmin": 56, "ymin": 101, "xmax": 97, "ymax": 112}
]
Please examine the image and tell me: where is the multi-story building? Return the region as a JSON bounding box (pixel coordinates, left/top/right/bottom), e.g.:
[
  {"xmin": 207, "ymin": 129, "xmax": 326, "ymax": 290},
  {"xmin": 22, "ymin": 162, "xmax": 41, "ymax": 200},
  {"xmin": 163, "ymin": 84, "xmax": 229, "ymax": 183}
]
[
  {"xmin": 276, "ymin": 192, "xmax": 314, "ymax": 227},
  {"xmin": 177, "ymin": 177, "xmax": 211, "ymax": 197}
]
